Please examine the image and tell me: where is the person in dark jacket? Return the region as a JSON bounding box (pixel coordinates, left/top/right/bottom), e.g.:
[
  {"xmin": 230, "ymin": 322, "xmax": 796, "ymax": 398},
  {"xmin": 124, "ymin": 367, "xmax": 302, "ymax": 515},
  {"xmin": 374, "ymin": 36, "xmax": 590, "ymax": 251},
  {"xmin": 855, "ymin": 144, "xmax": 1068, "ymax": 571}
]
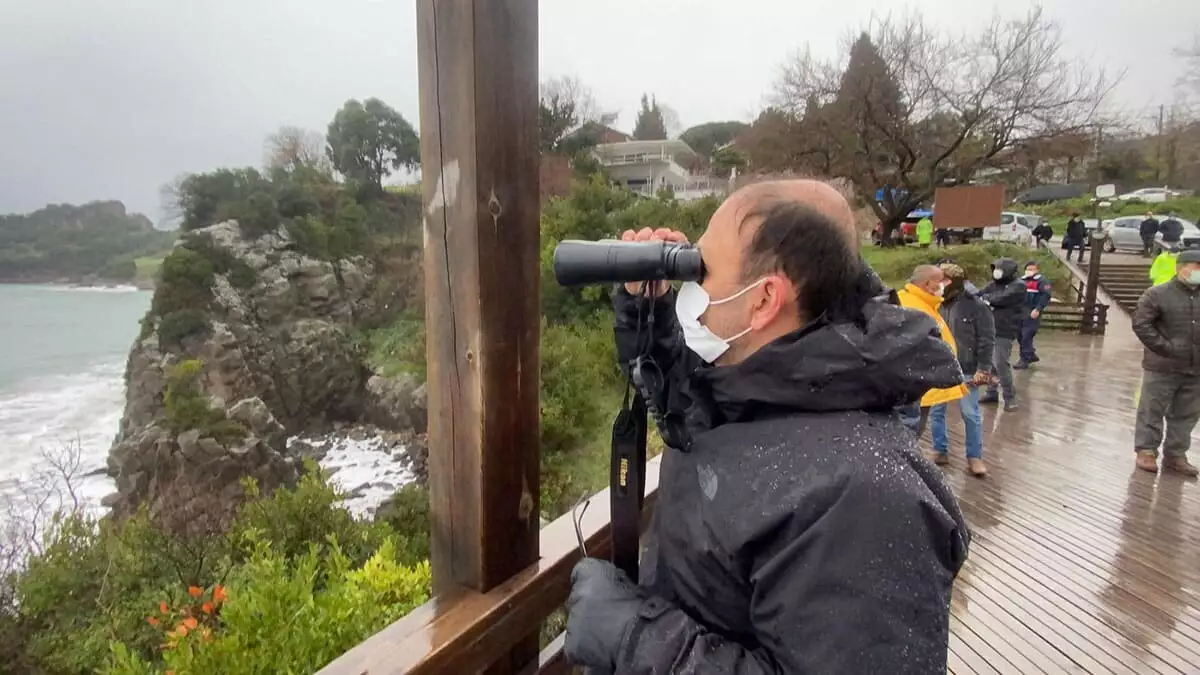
[
  {"xmin": 1131, "ymin": 248, "xmax": 1200, "ymax": 477},
  {"xmin": 1159, "ymin": 212, "xmax": 1183, "ymax": 249},
  {"xmin": 1015, "ymin": 260, "xmax": 1051, "ymax": 368},
  {"xmin": 1062, "ymin": 212, "xmax": 1087, "ymax": 262},
  {"xmin": 931, "ymin": 263, "xmax": 994, "ymax": 476},
  {"xmin": 1140, "ymin": 212, "xmax": 1160, "ymax": 256},
  {"xmin": 979, "ymin": 257, "xmax": 1024, "ymax": 410},
  {"xmin": 564, "ymin": 180, "xmax": 971, "ymax": 674},
  {"xmin": 1032, "ymin": 221, "xmax": 1054, "ymax": 249}
]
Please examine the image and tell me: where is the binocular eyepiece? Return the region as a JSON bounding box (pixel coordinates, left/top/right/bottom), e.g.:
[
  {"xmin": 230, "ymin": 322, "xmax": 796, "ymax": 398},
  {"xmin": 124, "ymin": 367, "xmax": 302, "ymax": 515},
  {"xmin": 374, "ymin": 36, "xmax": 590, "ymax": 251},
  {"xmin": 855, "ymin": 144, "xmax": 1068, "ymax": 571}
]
[{"xmin": 552, "ymin": 240, "xmax": 705, "ymax": 287}]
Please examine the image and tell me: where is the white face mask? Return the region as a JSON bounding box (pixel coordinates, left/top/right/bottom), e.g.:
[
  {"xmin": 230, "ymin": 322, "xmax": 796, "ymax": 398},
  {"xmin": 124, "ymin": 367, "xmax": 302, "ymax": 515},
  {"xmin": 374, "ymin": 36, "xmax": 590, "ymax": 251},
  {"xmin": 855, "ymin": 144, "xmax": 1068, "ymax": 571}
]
[
  {"xmin": 675, "ymin": 279, "xmax": 765, "ymax": 363},
  {"xmin": 992, "ymin": 268, "xmax": 1004, "ymax": 280}
]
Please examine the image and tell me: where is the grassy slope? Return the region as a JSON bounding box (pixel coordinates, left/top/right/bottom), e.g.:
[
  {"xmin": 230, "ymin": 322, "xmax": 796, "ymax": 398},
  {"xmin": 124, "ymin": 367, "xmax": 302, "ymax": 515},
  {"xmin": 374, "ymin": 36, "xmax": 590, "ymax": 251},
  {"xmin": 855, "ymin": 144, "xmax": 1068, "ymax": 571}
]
[{"xmin": 862, "ymin": 241, "xmax": 1069, "ymax": 298}]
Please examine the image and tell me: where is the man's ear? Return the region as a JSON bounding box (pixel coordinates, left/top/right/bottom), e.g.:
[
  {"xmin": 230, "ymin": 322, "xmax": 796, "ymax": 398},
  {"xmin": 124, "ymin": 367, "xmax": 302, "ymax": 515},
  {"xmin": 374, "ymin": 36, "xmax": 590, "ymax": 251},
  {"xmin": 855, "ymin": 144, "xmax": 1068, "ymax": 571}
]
[{"xmin": 750, "ymin": 275, "xmax": 791, "ymax": 330}]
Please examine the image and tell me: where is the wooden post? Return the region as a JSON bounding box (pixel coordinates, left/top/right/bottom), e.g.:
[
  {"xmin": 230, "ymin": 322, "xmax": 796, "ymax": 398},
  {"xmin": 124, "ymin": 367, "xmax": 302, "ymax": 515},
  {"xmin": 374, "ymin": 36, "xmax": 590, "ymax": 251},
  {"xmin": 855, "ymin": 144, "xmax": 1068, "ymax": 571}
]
[
  {"xmin": 1082, "ymin": 232, "xmax": 1103, "ymax": 334},
  {"xmin": 417, "ymin": 0, "xmax": 540, "ymax": 634}
]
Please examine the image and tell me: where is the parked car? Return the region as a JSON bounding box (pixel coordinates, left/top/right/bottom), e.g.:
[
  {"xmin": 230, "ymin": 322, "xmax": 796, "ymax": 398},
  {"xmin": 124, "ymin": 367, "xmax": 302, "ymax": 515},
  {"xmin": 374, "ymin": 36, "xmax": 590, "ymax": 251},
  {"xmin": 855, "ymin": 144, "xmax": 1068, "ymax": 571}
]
[
  {"xmin": 1114, "ymin": 187, "xmax": 1184, "ymax": 204},
  {"xmin": 1099, "ymin": 215, "xmax": 1200, "ymax": 252},
  {"xmin": 982, "ymin": 212, "xmax": 1036, "ymax": 245}
]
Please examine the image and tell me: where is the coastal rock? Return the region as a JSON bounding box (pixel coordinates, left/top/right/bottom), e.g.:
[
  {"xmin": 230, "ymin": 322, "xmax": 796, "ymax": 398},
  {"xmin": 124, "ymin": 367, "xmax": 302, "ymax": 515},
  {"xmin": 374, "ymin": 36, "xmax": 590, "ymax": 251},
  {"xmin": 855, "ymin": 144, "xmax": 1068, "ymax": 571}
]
[
  {"xmin": 106, "ymin": 217, "xmax": 414, "ymax": 517},
  {"xmin": 363, "ymin": 374, "xmax": 427, "ymax": 433}
]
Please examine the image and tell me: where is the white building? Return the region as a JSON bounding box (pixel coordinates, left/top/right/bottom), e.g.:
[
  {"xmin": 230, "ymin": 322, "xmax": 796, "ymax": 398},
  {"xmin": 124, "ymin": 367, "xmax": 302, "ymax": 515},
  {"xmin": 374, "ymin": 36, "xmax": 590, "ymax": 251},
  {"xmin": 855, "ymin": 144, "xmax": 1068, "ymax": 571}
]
[{"xmin": 592, "ymin": 139, "xmax": 723, "ymax": 201}]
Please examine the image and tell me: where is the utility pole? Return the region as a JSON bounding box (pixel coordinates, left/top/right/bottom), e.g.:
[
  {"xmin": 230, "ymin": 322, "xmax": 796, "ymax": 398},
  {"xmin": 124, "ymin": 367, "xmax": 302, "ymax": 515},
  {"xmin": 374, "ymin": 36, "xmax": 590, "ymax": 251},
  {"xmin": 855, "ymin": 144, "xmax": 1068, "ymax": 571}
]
[{"xmin": 1156, "ymin": 104, "xmax": 1165, "ymax": 182}]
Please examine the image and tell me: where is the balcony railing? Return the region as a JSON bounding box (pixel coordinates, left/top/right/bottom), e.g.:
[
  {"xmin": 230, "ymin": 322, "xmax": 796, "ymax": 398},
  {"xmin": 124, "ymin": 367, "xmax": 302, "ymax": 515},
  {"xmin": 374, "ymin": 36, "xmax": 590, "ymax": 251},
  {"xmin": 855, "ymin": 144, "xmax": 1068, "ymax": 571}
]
[{"xmin": 317, "ymin": 457, "xmax": 662, "ymax": 674}]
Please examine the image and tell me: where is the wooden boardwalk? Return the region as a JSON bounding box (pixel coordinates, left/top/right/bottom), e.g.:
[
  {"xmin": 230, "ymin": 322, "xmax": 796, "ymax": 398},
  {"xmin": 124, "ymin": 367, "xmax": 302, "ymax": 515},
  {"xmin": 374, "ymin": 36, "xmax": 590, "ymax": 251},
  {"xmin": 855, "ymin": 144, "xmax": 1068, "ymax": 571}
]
[{"xmin": 935, "ymin": 307, "xmax": 1200, "ymax": 674}]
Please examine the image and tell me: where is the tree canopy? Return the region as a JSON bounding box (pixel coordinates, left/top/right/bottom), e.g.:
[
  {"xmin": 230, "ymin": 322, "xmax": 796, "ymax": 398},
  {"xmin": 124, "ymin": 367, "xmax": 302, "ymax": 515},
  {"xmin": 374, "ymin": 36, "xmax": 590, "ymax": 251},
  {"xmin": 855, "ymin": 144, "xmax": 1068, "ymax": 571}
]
[
  {"xmin": 326, "ymin": 98, "xmax": 419, "ymax": 190},
  {"xmin": 679, "ymin": 121, "xmax": 749, "ymax": 158},
  {"xmin": 0, "ymin": 202, "xmax": 174, "ymax": 282},
  {"xmin": 746, "ymin": 8, "xmax": 1109, "ymax": 237},
  {"xmin": 633, "ymin": 94, "xmax": 669, "ymax": 141}
]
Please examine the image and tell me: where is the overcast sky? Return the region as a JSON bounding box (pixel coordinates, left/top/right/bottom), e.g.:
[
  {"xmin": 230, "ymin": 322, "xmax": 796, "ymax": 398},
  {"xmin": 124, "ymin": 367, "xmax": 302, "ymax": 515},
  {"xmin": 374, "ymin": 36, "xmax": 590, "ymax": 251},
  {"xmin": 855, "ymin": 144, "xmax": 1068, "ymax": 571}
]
[{"xmin": 1, "ymin": 0, "xmax": 1196, "ymax": 220}]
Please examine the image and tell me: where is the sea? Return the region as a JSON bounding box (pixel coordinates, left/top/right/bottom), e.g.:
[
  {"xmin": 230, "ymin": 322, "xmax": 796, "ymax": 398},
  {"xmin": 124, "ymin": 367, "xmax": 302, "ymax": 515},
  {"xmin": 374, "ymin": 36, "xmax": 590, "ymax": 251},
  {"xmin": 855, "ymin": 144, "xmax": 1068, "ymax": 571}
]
[{"xmin": 0, "ymin": 284, "xmax": 408, "ymax": 526}]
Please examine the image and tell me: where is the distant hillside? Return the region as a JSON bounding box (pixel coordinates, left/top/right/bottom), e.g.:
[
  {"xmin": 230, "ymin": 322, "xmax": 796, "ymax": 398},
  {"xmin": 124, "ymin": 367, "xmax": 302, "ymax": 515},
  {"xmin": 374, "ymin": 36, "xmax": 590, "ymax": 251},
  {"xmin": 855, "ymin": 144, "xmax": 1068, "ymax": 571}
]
[{"xmin": 0, "ymin": 201, "xmax": 176, "ymax": 286}]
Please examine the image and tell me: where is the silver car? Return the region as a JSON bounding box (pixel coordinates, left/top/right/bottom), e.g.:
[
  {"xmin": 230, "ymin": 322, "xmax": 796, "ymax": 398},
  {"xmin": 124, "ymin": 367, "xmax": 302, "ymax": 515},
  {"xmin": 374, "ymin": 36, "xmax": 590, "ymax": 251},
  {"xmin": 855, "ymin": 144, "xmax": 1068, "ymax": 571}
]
[{"xmin": 1100, "ymin": 215, "xmax": 1200, "ymax": 252}]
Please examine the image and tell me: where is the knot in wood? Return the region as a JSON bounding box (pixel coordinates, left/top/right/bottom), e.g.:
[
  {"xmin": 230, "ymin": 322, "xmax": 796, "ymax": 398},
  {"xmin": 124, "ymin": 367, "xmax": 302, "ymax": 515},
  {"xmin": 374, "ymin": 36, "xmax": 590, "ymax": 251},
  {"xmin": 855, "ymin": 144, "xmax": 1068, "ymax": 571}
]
[{"xmin": 487, "ymin": 192, "xmax": 503, "ymax": 220}]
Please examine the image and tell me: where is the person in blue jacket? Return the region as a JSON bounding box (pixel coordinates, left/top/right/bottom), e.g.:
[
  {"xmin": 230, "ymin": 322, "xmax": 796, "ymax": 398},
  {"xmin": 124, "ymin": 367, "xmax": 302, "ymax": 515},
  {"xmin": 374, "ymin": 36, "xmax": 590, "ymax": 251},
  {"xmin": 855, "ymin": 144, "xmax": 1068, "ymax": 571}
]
[{"xmin": 1016, "ymin": 260, "xmax": 1052, "ymax": 369}]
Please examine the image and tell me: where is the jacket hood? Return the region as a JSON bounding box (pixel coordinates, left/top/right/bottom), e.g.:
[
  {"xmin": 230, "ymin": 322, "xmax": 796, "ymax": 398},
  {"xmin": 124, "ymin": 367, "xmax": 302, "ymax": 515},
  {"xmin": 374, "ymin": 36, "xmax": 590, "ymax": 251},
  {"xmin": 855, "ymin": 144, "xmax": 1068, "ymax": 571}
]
[
  {"xmin": 694, "ymin": 300, "xmax": 964, "ymax": 421},
  {"xmin": 991, "ymin": 257, "xmax": 1019, "ymax": 282}
]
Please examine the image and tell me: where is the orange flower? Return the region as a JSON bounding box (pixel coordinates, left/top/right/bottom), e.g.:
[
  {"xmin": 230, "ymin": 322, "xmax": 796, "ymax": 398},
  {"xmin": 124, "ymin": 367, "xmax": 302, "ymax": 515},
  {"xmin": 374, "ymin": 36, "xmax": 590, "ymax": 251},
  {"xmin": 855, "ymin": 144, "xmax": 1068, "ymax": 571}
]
[
  {"xmin": 159, "ymin": 601, "xmax": 169, "ymax": 614},
  {"xmin": 176, "ymin": 624, "xmax": 190, "ymax": 638},
  {"xmin": 187, "ymin": 586, "xmax": 203, "ymax": 598},
  {"xmin": 183, "ymin": 616, "xmax": 198, "ymax": 630},
  {"xmin": 201, "ymin": 601, "xmax": 214, "ymax": 614},
  {"xmin": 212, "ymin": 585, "xmax": 227, "ymax": 604},
  {"xmin": 147, "ymin": 616, "xmax": 160, "ymax": 626}
]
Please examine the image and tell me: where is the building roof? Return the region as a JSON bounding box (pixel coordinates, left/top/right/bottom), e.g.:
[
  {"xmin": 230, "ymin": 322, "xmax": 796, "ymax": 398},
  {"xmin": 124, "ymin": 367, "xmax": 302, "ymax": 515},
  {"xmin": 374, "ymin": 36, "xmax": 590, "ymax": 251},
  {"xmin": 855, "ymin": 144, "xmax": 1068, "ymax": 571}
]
[{"xmin": 593, "ymin": 139, "xmax": 698, "ymax": 160}]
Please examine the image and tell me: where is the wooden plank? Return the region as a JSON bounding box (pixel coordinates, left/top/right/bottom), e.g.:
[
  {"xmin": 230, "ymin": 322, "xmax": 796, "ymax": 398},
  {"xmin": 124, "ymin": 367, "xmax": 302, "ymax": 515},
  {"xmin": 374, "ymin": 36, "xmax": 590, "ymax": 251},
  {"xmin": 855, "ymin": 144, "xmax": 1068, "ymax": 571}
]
[
  {"xmin": 415, "ymin": 1, "xmax": 540, "ymax": 670},
  {"xmin": 417, "ymin": 0, "xmax": 541, "ymax": 596}
]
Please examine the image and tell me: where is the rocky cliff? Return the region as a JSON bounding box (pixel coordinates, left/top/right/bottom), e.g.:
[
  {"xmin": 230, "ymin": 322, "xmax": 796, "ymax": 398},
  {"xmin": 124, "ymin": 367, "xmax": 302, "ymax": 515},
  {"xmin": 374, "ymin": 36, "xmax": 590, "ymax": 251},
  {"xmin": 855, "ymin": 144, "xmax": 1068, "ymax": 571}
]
[{"xmin": 106, "ymin": 220, "xmax": 425, "ymax": 517}]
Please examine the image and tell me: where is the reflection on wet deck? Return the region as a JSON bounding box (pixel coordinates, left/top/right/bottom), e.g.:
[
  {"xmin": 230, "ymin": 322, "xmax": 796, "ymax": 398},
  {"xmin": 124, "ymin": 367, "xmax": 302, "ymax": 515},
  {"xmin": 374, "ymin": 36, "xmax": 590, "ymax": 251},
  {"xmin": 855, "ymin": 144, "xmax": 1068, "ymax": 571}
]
[{"xmin": 933, "ymin": 310, "xmax": 1200, "ymax": 674}]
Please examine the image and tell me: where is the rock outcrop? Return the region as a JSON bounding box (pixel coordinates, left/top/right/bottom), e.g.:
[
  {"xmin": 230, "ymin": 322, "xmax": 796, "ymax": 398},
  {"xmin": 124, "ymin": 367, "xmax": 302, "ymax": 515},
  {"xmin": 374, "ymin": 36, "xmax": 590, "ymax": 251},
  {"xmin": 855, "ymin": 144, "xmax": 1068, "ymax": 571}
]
[{"xmin": 106, "ymin": 220, "xmax": 425, "ymax": 516}]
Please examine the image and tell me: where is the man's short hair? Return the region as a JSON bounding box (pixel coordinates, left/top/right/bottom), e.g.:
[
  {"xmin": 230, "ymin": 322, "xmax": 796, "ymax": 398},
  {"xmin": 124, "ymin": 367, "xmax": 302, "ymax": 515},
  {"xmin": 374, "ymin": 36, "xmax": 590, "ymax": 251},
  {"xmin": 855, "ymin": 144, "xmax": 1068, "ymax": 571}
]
[{"xmin": 740, "ymin": 200, "xmax": 866, "ymax": 322}]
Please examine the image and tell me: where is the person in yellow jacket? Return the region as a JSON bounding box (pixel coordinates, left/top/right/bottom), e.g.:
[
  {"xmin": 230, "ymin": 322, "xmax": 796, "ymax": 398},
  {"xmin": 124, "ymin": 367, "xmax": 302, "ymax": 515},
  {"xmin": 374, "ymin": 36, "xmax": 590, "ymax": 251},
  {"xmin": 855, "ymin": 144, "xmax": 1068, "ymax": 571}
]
[
  {"xmin": 1150, "ymin": 244, "xmax": 1180, "ymax": 286},
  {"xmin": 896, "ymin": 265, "xmax": 969, "ymax": 437},
  {"xmin": 916, "ymin": 217, "xmax": 934, "ymax": 248}
]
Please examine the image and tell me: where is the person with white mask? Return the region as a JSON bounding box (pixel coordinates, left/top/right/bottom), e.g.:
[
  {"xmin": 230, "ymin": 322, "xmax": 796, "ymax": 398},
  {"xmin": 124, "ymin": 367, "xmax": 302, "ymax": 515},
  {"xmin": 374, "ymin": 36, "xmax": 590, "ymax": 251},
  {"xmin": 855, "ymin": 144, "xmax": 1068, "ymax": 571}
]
[
  {"xmin": 1131, "ymin": 249, "xmax": 1200, "ymax": 477},
  {"xmin": 979, "ymin": 258, "xmax": 1025, "ymax": 411},
  {"xmin": 895, "ymin": 265, "xmax": 969, "ymax": 439},
  {"xmin": 563, "ymin": 179, "xmax": 970, "ymax": 674}
]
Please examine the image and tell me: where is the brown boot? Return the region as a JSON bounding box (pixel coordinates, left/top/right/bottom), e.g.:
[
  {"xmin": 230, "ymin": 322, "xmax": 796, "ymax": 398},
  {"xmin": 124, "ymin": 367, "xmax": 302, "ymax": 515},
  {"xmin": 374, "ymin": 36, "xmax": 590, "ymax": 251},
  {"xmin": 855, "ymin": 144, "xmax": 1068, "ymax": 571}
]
[
  {"xmin": 924, "ymin": 451, "xmax": 949, "ymax": 466},
  {"xmin": 1163, "ymin": 456, "xmax": 1199, "ymax": 477},
  {"xmin": 1135, "ymin": 450, "xmax": 1159, "ymax": 473},
  {"xmin": 967, "ymin": 458, "xmax": 988, "ymax": 477}
]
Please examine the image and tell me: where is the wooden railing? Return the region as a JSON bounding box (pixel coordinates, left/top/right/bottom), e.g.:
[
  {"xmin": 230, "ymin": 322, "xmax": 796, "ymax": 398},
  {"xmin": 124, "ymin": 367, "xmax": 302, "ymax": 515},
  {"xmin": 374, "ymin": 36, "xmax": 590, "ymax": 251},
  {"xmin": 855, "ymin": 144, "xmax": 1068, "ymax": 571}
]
[
  {"xmin": 1040, "ymin": 302, "xmax": 1108, "ymax": 333},
  {"xmin": 318, "ymin": 457, "xmax": 663, "ymax": 675}
]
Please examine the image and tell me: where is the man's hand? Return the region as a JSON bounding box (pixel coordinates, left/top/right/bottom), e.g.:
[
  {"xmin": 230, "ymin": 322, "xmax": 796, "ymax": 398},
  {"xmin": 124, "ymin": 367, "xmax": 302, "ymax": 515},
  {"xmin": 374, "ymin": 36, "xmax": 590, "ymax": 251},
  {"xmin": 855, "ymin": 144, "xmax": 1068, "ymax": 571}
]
[
  {"xmin": 565, "ymin": 557, "xmax": 643, "ymax": 670},
  {"xmin": 1031, "ymin": 309, "xmax": 1041, "ymax": 319},
  {"xmin": 972, "ymin": 370, "xmax": 991, "ymax": 385},
  {"xmin": 621, "ymin": 227, "xmax": 689, "ymax": 297}
]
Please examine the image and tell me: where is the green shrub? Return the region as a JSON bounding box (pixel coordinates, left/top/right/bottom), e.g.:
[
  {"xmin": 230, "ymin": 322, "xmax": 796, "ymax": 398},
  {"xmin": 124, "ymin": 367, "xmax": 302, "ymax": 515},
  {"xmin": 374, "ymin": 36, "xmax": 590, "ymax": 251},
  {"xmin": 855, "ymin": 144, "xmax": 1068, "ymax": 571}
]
[
  {"xmin": 373, "ymin": 484, "xmax": 432, "ymax": 566},
  {"xmin": 157, "ymin": 308, "xmax": 211, "ymax": 346},
  {"xmin": 6, "ymin": 460, "xmax": 428, "ymax": 674},
  {"xmin": 101, "ymin": 258, "xmax": 138, "ymax": 281},
  {"xmin": 105, "ymin": 538, "xmax": 430, "ymax": 675},
  {"xmin": 151, "ymin": 247, "xmax": 215, "ymax": 317},
  {"xmin": 365, "ymin": 311, "xmax": 426, "ymax": 380},
  {"xmin": 162, "ymin": 360, "xmax": 248, "ymax": 444},
  {"xmin": 233, "ymin": 466, "xmax": 394, "ymax": 567}
]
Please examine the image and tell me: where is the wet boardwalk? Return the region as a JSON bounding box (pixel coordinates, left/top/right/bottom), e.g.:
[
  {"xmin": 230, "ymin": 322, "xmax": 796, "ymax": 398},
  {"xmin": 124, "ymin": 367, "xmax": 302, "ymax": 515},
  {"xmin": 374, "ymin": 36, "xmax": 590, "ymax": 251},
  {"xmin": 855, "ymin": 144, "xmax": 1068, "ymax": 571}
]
[{"xmin": 935, "ymin": 308, "xmax": 1200, "ymax": 673}]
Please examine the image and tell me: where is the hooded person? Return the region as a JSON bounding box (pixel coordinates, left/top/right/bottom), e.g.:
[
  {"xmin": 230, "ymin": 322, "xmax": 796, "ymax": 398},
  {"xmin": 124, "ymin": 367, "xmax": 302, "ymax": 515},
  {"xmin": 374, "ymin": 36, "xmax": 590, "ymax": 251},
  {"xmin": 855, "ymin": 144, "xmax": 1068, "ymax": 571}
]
[
  {"xmin": 564, "ymin": 180, "xmax": 970, "ymax": 674},
  {"xmin": 1131, "ymin": 248, "xmax": 1200, "ymax": 477},
  {"xmin": 979, "ymin": 257, "xmax": 1025, "ymax": 410}
]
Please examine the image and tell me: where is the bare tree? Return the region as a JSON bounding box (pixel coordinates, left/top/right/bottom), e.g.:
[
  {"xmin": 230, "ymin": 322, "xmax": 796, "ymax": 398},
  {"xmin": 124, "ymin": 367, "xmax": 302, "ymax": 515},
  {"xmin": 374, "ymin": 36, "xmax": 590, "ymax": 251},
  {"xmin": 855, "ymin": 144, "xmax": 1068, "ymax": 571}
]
[
  {"xmin": 763, "ymin": 7, "xmax": 1112, "ymax": 241},
  {"xmin": 264, "ymin": 126, "xmax": 332, "ymax": 174},
  {"xmin": 541, "ymin": 75, "xmax": 604, "ymax": 126},
  {"xmin": 158, "ymin": 173, "xmax": 190, "ymax": 229}
]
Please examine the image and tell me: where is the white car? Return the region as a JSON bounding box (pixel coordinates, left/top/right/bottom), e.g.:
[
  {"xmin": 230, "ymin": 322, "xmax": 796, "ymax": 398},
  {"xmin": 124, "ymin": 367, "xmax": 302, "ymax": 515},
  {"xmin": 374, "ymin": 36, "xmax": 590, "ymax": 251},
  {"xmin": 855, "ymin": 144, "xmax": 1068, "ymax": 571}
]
[
  {"xmin": 1099, "ymin": 215, "xmax": 1200, "ymax": 252},
  {"xmin": 1114, "ymin": 187, "xmax": 1181, "ymax": 204},
  {"xmin": 981, "ymin": 212, "xmax": 1035, "ymax": 245}
]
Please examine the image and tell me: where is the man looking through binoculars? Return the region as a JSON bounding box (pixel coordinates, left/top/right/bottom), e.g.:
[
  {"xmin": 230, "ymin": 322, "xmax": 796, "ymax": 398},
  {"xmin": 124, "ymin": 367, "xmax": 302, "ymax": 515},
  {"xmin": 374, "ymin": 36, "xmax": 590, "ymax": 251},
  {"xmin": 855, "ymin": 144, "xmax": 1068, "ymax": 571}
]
[{"xmin": 563, "ymin": 180, "xmax": 971, "ymax": 674}]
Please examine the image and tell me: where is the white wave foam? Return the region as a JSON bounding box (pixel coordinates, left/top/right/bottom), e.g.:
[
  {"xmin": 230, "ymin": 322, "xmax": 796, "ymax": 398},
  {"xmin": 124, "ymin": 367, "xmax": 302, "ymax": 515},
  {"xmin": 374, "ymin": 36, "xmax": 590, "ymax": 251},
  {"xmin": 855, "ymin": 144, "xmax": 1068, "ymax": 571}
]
[
  {"xmin": 290, "ymin": 434, "xmax": 416, "ymax": 518},
  {"xmin": 0, "ymin": 361, "xmax": 123, "ymax": 522},
  {"xmin": 34, "ymin": 284, "xmax": 142, "ymax": 293}
]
